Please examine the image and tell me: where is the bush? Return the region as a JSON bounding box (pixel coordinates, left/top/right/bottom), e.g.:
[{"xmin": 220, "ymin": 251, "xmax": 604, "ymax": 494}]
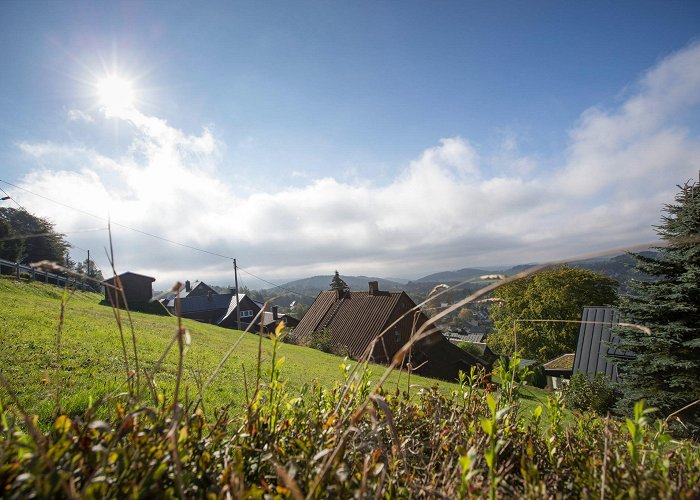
[
  {"xmin": 331, "ymin": 343, "xmax": 352, "ymax": 358},
  {"xmin": 305, "ymin": 327, "xmax": 334, "ymax": 353},
  {"xmin": 526, "ymin": 364, "xmax": 547, "ymax": 389},
  {"xmin": 458, "ymin": 340, "xmax": 483, "ymax": 358},
  {"xmin": 562, "ymin": 372, "xmax": 619, "ymax": 414}
]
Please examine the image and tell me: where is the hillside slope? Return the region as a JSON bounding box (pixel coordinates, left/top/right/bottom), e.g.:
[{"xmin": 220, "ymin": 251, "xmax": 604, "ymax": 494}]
[{"xmin": 0, "ymin": 278, "xmax": 454, "ymax": 424}]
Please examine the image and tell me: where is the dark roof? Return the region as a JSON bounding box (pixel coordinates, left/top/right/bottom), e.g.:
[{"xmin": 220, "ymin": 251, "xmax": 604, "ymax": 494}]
[
  {"xmin": 413, "ymin": 333, "xmax": 488, "ymax": 380},
  {"xmin": 262, "ymin": 311, "xmax": 299, "ymax": 326},
  {"xmin": 175, "ymin": 293, "xmax": 233, "ymax": 314},
  {"xmin": 165, "ymin": 281, "xmax": 218, "ymax": 302},
  {"xmin": 104, "ymin": 271, "xmax": 155, "ymax": 283},
  {"xmin": 573, "ymin": 307, "xmax": 634, "ymax": 382},
  {"xmin": 294, "ymin": 289, "xmax": 487, "ymax": 379},
  {"xmin": 294, "ymin": 290, "xmax": 406, "ymax": 358}
]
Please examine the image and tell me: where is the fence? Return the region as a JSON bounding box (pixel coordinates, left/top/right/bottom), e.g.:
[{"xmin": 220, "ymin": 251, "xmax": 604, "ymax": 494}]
[{"xmin": 0, "ymin": 258, "xmax": 97, "ymax": 292}]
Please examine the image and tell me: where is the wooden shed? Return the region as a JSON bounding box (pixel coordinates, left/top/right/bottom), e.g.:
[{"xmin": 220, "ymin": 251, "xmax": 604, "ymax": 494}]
[{"xmin": 104, "ymin": 272, "xmax": 156, "ymax": 306}]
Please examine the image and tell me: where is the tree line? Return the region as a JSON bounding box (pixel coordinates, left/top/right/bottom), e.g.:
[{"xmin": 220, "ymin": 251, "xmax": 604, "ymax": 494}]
[{"xmin": 0, "ymin": 207, "xmax": 103, "ymax": 282}]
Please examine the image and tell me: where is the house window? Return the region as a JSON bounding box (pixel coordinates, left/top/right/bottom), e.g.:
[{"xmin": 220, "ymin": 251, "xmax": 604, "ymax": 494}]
[{"xmin": 240, "ymin": 310, "xmax": 254, "ymax": 318}]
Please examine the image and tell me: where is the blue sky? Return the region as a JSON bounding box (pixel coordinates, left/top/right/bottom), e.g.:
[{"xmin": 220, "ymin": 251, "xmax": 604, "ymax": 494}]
[{"xmin": 1, "ymin": 1, "xmax": 700, "ymax": 288}]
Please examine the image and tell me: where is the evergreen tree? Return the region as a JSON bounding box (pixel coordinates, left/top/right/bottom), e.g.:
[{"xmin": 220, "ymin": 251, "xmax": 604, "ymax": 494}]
[
  {"xmin": 329, "ymin": 270, "xmax": 349, "ymax": 293},
  {"xmin": 614, "ymin": 178, "xmax": 700, "ymax": 434},
  {"xmin": 75, "ymin": 257, "xmax": 105, "ymax": 282}
]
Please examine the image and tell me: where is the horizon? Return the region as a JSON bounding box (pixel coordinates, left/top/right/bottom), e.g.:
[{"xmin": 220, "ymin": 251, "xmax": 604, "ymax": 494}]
[{"xmin": 1, "ymin": 1, "xmax": 699, "ymax": 289}]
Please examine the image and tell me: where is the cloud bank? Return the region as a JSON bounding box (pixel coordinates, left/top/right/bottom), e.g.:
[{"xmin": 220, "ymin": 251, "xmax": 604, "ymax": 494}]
[{"xmin": 11, "ymin": 43, "xmax": 700, "ymax": 287}]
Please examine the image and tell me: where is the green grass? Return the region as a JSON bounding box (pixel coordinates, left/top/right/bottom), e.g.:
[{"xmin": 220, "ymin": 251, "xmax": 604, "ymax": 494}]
[
  {"xmin": 10, "ymin": 279, "xmax": 688, "ymax": 498},
  {"xmin": 0, "ymin": 277, "xmax": 476, "ymax": 424}
]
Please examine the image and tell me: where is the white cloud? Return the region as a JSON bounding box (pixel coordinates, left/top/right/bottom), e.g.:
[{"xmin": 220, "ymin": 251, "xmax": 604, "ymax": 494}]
[
  {"xmin": 67, "ymin": 109, "xmax": 94, "ymax": 123},
  {"xmin": 9, "ymin": 43, "xmax": 700, "ymax": 286}
]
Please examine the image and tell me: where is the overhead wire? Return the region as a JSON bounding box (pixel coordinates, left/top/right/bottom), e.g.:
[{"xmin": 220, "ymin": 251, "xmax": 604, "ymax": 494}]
[
  {"xmin": 237, "ymin": 266, "xmax": 317, "ymax": 300},
  {"xmin": 0, "ymin": 178, "xmax": 308, "ymax": 294},
  {"xmin": 0, "ymin": 186, "xmax": 26, "ymax": 211},
  {"xmin": 0, "ymin": 179, "xmax": 236, "ymax": 259}
]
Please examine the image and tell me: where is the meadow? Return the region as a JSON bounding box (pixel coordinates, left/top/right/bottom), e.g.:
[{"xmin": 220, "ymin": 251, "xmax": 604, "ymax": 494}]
[
  {"xmin": 0, "ymin": 277, "xmax": 698, "ymax": 497},
  {"xmin": 0, "ymin": 277, "xmax": 473, "ymax": 424}
]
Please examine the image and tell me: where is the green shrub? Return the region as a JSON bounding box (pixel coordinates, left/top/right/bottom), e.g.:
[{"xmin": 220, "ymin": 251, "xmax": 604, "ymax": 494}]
[
  {"xmin": 562, "ymin": 372, "xmax": 619, "ymax": 414},
  {"xmin": 526, "ymin": 364, "xmax": 547, "ymax": 389},
  {"xmin": 305, "ymin": 327, "xmax": 334, "ymax": 353},
  {"xmin": 458, "ymin": 340, "xmax": 483, "ymax": 358},
  {"xmin": 279, "ymin": 327, "xmax": 300, "ymax": 344}
]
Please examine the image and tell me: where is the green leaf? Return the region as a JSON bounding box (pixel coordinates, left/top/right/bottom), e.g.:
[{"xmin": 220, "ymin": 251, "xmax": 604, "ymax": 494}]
[
  {"xmin": 486, "ymin": 393, "xmax": 496, "ymax": 415},
  {"xmin": 533, "ymin": 405, "xmax": 542, "ymax": 419}
]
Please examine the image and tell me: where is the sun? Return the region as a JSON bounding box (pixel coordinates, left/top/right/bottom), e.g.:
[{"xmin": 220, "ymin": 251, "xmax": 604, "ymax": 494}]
[{"xmin": 97, "ymin": 75, "xmax": 135, "ymax": 115}]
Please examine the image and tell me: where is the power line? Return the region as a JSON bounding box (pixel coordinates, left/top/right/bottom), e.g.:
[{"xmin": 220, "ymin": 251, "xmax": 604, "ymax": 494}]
[
  {"xmin": 0, "ymin": 186, "xmax": 26, "ymax": 211},
  {"xmin": 0, "ymin": 178, "xmax": 307, "ymax": 293},
  {"xmin": 0, "ymin": 178, "xmax": 237, "ymax": 260},
  {"xmin": 237, "ymin": 266, "xmax": 317, "ymax": 300}
]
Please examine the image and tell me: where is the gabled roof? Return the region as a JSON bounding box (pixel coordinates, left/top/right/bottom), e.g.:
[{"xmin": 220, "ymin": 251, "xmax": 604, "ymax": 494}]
[
  {"xmin": 294, "ymin": 289, "xmax": 488, "ymax": 379},
  {"xmin": 104, "ymin": 271, "xmax": 155, "ymax": 283},
  {"xmin": 412, "ymin": 334, "xmax": 488, "ymax": 380},
  {"xmin": 216, "ymin": 294, "xmax": 259, "ymax": 324},
  {"xmin": 294, "ymin": 290, "xmax": 407, "ymax": 358},
  {"xmin": 166, "ymin": 280, "xmax": 217, "ymax": 302}
]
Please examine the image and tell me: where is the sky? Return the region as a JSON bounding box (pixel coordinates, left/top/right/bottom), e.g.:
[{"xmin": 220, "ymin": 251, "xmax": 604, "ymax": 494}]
[{"xmin": 1, "ymin": 1, "xmax": 700, "ymax": 289}]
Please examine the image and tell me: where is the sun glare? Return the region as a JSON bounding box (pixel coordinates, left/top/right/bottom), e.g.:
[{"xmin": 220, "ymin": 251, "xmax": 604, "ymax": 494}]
[{"xmin": 97, "ymin": 75, "xmax": 135, "ymax": 115}]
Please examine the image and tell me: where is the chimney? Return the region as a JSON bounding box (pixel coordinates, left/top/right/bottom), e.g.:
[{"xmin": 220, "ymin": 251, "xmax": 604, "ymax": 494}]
[
  {"xmin": 207, "ymin": 290, "xmax": 213, "ymax": 301},
  {"xmin": 368, "ymin": 281, "xmax": 379, "ymax": 295},
  {"xmin": 185, "ymin": 280, "xmax": 191, "ymax": 292},
  {"xmin": 272, "ymin": 306, "xmax": 279, "ymax": 320}
]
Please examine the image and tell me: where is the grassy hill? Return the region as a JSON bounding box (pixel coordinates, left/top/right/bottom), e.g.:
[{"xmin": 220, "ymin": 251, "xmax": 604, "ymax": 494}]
[
  {"xmin": 4, "ymin": 278, "xmax": 695, "ymax": 498},
  {"xmin": 0, "ymin": 277, "xmax": 463, "ymax": 425}
]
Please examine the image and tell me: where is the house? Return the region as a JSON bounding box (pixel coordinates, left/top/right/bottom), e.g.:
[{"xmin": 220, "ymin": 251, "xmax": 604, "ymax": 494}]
[
  {"xmin": 261, "ymin": 306, "xmax": 300, "ymax": 333},
  {"xmin": 543, "ymin": 353, "xmax": 575, "ymax": 389},
  {"xmin": 292, "ymin": 281, "xmax": 487, "ymax": 381},
  {"xmin": 217, "ymin": 293, "xmax": 265, "ymax": 330},
  {"xmin": 165, "ymin": 281, "xmax": 265, "ymax": 331},
  {"xmin": 104, "ymin": 271, "xmax": 156, "ymax": 306},
  {"xmin": 573, "ymin": 307, "xmax": 634, "ymax": 383},
  {"xmin": 180, "ymin": 280, "xmax": 218, "ymax": 298}
]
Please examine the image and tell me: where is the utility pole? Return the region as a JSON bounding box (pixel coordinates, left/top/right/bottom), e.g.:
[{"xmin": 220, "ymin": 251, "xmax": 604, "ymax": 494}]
[
  {"xmin": 233, "ymin": 258, "xmax": 241, "ymax": 331},
  {"xmin": 87, "ymin": 249, "xmax": 91, "ymax": 277}
]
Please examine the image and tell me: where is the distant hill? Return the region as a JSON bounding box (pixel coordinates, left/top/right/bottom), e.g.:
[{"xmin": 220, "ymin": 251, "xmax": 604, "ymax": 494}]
[
  {"xmin": 258, "ymin": 252, "xmax": 657, "ymax": 309},
  {"xmin": 413, "ymin": 268, "xmax": 490, "ymax": 284},
  {"xmin": 264, "ymin": 275, "xmax": 405, "ymax": 301},
  {"xmin": 411, "ymin": 252, "xmax": 656, "ymax": 293}
]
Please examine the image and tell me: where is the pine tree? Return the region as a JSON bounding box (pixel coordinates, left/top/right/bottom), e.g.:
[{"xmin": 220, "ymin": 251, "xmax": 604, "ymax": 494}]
[
  {"xmin": 329, "ymin": 270, "xmax": 349, "ymax": 293},
  {"xmin": 615, "ymin": 177, "xmax": 700, "ymax": 433}
]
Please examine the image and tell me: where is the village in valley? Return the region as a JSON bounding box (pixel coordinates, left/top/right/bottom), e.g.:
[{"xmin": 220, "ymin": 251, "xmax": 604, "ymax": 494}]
[{"xmin": 95, "ymin": 249, "xmax": 648, "ymax": 389}]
